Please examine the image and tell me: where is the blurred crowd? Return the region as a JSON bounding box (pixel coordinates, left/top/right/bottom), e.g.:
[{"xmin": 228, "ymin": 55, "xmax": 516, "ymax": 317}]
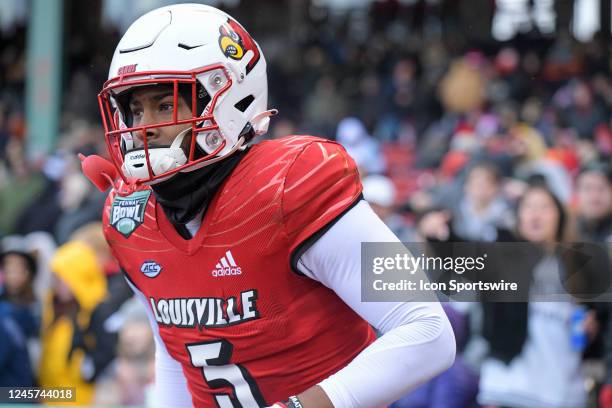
[{"xmin": 0, "ymin": 0, "xmax": 610, "ymax": 407}]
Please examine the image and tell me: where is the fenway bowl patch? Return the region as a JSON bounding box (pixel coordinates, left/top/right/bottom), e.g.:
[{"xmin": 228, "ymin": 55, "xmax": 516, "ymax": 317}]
[{"xmin": 110, "ymin": 190, "xmax": 151, "ymax": 238}]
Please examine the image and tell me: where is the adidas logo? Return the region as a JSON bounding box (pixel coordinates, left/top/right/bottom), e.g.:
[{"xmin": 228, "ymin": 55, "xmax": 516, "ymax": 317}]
[{"xmin": 212, "ymin": 250, "xmax": 242, "ymax": 277}]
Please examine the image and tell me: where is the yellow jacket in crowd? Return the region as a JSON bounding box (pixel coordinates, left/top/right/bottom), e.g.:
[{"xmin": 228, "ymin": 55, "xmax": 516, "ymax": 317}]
[{"xmin": 39, "ymin": 241, "xmax": 108, "ymax": 405}]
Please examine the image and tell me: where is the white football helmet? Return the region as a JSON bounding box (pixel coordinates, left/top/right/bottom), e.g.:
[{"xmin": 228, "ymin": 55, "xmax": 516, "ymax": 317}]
[{"xmin": 99, "ymin": 3, "xmax": 274, "ymax": 184}]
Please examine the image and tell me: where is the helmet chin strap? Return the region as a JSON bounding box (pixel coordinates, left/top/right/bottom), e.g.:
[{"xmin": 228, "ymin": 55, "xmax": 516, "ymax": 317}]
[
  {"xmin": 179, "ymin": 136, "xmax": 246, "ymax": 174},
  {"xmin": 182, "ymin": 109, "xmax": 278, "ymax": 173},
  {"xmin": 122, "ymin": 127, "xmax": 247, "ymax": 184},
  {"xmin": 179, "ymin": 110, "xmax": 278, "ymax": 175},
  {"xmin": 250, "ymin": 109, "xmax": 278, "ymax": 136}
]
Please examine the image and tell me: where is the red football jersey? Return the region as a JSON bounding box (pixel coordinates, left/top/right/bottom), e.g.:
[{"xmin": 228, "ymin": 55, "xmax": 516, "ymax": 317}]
[{"xmin": 102, "ymin": 136, "xmax": 376, "ymax": 407}]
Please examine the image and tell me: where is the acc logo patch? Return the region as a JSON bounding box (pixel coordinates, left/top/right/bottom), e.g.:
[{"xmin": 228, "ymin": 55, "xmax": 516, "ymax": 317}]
[
  {"xmin": 110, "ymin": 190, "xmax": 151, "ymax": 238},
  {"xmin": 218, "ymin": 18, "xmax": 260, "ymax": 74},
  {"xmin": 141, "ymin": 261, "xmax": 162, "ymax": 278}
]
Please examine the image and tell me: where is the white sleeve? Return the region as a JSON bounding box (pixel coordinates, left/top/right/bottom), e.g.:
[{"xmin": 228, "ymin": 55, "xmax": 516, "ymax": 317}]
[
  {"xmin": 298, "ymin": 200, "xmax": 456, "ymax": 408},
  {"xmin": 126, "ymin": 279, "xmax": 194, "ymax": 408}
]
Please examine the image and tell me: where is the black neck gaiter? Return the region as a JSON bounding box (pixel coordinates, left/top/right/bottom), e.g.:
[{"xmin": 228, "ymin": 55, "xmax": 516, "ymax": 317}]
[{"xmin": 152, "ymin": 148, "xmax": 249, "ymax": 231}]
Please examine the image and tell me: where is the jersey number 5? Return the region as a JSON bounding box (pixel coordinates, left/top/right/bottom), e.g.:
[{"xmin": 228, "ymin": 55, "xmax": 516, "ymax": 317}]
[{"xmin": 187, "ymin": 340, "xmax": 267, "ymax": 407}]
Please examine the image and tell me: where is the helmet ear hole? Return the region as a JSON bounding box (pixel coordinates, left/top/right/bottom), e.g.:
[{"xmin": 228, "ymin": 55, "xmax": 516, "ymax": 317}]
[{"xmin": 234, "ymin": 95, "xmax": 255, "ymax": 113}]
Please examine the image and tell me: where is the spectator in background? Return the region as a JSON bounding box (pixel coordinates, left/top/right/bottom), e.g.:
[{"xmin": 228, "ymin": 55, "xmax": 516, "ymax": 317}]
[
  {"xmin": 376, "ymin": 58, "xmax": 418, "ymax": 142},
  {"xmin": 1, "ymin": 232, "xmax": 58, "ymax": 311},
  {"xmin": 519, "ymin": 97, "xmax": 555, "ymax": 145},
  {"xmin": 54, "ymin": 155, "xmax": 107, "ymax": 244},
  {"xmin": 302, "ymin": 75, "xmax": 347, "ymax": 138},
  {"xmin": 12, "ymin": 151, "xmax": 64, "ymax": 237},
  {"xmin": 577, "ymin": 163, "xmax": 612, "ymax": 408},
  {"xmin": 510, "ymin": 124, "xmax": 573, "ymax": 203},
  {"xmin": 563, "ymin": 80, "xmax": 608, "ymax": 141},
  {"xmin": 38, "ymin": 223, "xmax": 108, "ymax": 405},
  {"xmin": 356, "ymin": 71, "xmax": 383, "ymax": 135},
  {"xmin": 0, "ymin": 302, "xmax": 36, "ymax": 386},
  {"xmin": 0, "ymin": 249, "xmax": 37, "ymax": 305},
  {"xmin": 439, "ymin": 56, "xmax": 486, "ymax": 118},
  {"xmin": 575, "ymin": 162, "xmax": 612, "ymax": 243},
  {"xmin": 0, "ymin": 137, "xmax": 47, "ymax": 235},
  {"xmin": 479, "ymin": 183, "xmax": 592, "ymax": 408},
  {"xmin": 362, "ymin": 174, "xmax": 414, "ymax": 241},
  {"xmin": 94, "ymin": 298, "xmax": 154, "ymax": 406},
  {"xmin": 0, "ymin": 249, "xmax": 39, "ymax": 387},
  {"xmin": 336, "ymin": 117, "xmax": 386, "ymax": 176},
  {"xmin": 67, "ymin": 222, "xmax": 132, "ymax": 385},
  {"xmin": 418, "ymin": 162, "xmax": 514, "ymax": 244},
  {"xmin": 452, "ymin": 162, "xmax": 513, "ymax": 242}
]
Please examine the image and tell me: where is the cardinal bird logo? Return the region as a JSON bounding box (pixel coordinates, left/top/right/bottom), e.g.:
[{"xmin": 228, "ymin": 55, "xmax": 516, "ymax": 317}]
[{"xmin": 218, "ymin": 18, "xmax": 260, "ymax": 74}]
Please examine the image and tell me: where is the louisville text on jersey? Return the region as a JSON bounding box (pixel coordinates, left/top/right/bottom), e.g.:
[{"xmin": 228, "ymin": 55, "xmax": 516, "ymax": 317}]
[{"xmin": 149, "ymin": 289, "xmax": 259, "ymax": 329}]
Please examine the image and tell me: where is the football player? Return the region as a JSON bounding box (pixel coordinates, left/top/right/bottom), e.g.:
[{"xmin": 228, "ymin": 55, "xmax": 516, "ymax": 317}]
[{"xmin": 82, "ymin": 4, "xmax": 455, "ymax": 407}]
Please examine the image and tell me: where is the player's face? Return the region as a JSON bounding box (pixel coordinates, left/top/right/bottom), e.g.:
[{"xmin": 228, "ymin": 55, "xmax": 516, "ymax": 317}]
[{"xmin": 128, "ymin": 87, "xmax": 193, "ymax": 148}]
